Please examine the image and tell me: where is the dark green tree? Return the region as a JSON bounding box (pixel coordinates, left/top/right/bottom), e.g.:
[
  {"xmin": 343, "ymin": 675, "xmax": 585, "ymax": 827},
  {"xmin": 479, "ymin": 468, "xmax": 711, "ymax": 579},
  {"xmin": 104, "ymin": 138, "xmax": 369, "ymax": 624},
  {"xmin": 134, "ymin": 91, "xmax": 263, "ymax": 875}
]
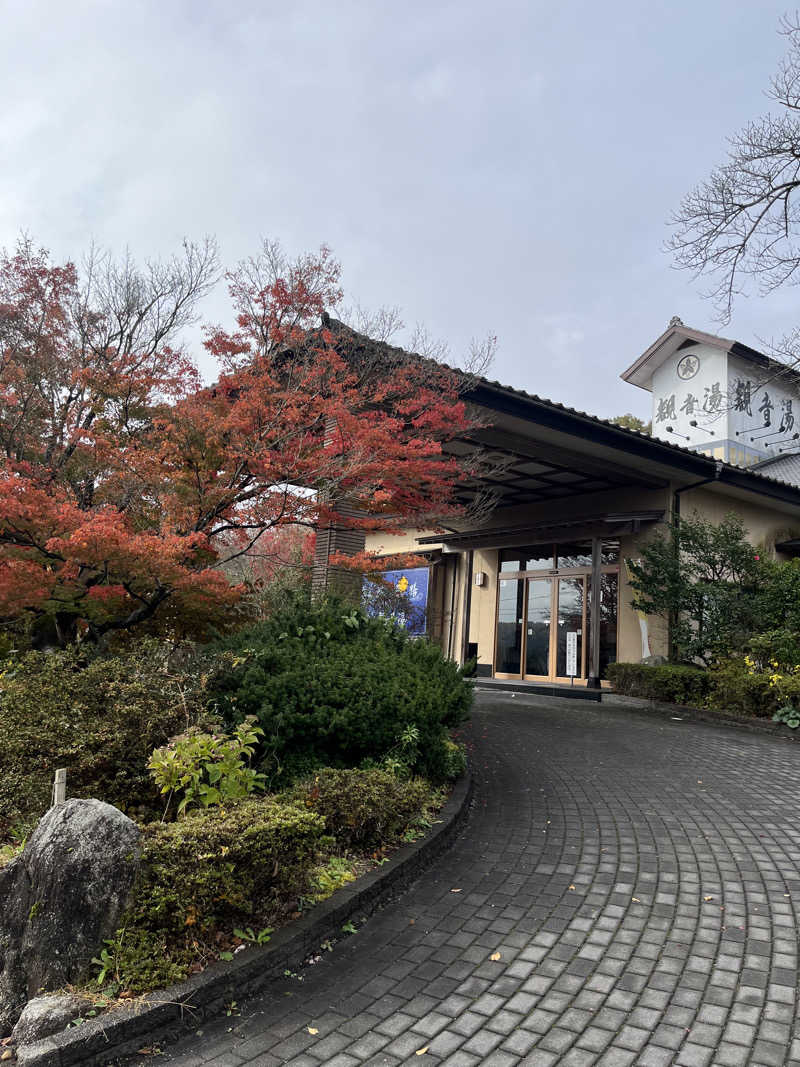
[
  {"xmin": 628, "ymin": 514, "xmax": 761, "ymax": 664},
  {"xmin": 611, "ymin": 413, "xmax": 651, "ymax": 434}
]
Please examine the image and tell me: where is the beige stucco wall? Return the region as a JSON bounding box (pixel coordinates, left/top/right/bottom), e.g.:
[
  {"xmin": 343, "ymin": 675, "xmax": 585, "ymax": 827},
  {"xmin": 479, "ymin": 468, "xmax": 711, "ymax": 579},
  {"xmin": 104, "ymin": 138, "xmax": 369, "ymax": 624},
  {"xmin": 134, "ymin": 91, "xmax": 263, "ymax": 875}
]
[
  {"xmin": 618, "ymin": 530, "xmax": 670, "ymax": 662},
  {"xmin": 468, "ymin": 548, "xmax": 498, "ymax": 670},
  {"xmin": 678, "ymin": 486, "xmax": 800, "ymax": 554},
  {"xmin": 365, "ymin": 529, "xmax": 441, "ymax": 555}
]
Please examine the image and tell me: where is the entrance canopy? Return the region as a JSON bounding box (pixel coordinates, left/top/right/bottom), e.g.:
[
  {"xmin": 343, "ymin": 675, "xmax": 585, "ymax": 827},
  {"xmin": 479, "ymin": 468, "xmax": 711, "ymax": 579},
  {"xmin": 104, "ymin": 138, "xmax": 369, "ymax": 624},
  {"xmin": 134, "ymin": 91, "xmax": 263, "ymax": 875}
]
[
  {"xmin": 405, "ymin": 374, "xmax": 800, "ymax": 688},
  {"xmin": 435, "ymin": 375, "xmax": 800, "ymax": 520},
  {"xmin": 418, "ymin": 510, "xmax": 665, "ymax": 552}
]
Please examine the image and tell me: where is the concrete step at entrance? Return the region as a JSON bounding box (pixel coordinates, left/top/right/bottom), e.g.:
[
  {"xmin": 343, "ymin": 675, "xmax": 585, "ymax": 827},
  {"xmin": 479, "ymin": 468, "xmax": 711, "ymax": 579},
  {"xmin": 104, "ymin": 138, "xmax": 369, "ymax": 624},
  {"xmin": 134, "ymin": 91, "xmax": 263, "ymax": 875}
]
[{"xmin": 471, "ymin": 677, "xmax": 602, "ymax": 701}]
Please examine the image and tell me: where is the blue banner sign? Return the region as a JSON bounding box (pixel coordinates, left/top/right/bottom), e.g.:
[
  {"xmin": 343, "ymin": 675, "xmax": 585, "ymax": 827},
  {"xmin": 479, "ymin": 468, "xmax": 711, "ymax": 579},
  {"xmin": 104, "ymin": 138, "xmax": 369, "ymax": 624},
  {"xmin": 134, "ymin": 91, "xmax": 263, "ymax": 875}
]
[{"xmin": 363, "ymin": 566, "xmax": 430, "ymax": 636}]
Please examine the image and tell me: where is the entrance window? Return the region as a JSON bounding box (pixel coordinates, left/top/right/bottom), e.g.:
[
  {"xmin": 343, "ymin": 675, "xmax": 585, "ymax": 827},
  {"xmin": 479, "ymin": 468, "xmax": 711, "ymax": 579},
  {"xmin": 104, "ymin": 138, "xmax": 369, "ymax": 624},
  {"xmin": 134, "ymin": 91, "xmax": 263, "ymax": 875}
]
[
  {"xmin": 494, "ymin": 538, "xmax": 620, "ymax": 681},
  {"xmin": 525, "ymin": 579, "xmax": 551, "ymax": 675},
  {"xmin": 496, "ymin": 578, "xmax": 524, "ymax": 673},
  {"xmin": 555, "ymin": 578, "xmax": 584, "ymax": 677},
  {"xmin": 499, "ymin": 546, "xmax": 555, "ymax": 572},
  {"xmin": 557, "ymin": 541, "xmax": 593, "ymax": 568},
  {"xmin": 601, "ymin": 540, "xmax": 621, "ymax": 565}
]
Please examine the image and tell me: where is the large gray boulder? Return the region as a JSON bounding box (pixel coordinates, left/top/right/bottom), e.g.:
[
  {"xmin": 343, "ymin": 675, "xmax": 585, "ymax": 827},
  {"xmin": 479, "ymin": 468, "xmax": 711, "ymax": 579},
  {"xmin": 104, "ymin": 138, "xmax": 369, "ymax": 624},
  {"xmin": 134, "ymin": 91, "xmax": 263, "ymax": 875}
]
[{"xmin": 0, "ymin": 799, "xmax": 141, "ymax": 1036}]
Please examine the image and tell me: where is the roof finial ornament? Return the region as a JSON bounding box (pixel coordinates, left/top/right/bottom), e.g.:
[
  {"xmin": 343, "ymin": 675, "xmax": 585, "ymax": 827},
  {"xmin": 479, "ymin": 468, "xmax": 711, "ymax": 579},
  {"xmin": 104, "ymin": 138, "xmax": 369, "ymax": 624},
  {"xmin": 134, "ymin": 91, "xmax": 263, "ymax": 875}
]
[{"xmin": 669, "ymin": 315, "xmax": 684, "ymax": 328}]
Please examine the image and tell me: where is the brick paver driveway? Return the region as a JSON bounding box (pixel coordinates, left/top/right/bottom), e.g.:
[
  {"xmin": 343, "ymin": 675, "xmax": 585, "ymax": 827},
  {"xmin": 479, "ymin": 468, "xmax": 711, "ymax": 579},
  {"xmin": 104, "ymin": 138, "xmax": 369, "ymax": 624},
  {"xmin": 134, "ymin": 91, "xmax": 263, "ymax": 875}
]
[{"xmin": 158, "ymin": 690, "xmax": 800, "ymax": 1067}]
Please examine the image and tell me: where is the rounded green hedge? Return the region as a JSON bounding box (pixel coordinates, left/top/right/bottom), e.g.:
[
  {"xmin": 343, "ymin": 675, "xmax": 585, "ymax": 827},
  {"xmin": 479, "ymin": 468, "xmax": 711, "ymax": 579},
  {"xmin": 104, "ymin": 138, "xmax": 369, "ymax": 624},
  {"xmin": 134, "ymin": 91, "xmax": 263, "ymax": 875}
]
[
  {"xmin": 209, "ymin": 598, "xmax": 472, "ymax": 783},
  {"xmin": 285, "ymin": 767, "xmax": 435, "ymax": 851}
]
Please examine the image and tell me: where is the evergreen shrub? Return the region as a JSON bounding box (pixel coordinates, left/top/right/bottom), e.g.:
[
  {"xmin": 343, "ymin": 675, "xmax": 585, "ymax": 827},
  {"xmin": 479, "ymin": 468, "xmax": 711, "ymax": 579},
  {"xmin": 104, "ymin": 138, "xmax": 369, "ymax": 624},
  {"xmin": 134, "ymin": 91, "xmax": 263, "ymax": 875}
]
[
  {"xmin": 0, "ymin": 640, "xmax": 212, "ymax": 834},
  {"xmin": 115, "ymin": 795, "xmax": 325, "ymax": 991},
  {"xmin": 286, "ymin": 767, "xmax": 436, "ymax": 850},
  {"xmin": 606, "ymin": 662, "xmax": 711, "ymax": 706},
  {"xmin": 209, "ymin": 598, "xmax": 472, "ymax": 783}
]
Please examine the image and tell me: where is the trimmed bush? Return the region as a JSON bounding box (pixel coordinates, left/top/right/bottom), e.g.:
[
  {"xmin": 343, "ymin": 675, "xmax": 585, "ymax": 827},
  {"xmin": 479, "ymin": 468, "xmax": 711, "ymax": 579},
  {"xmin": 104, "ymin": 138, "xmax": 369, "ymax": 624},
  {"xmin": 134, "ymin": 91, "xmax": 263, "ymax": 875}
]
[
  {"xmin": 286, "ymin": 768, "xmax": 435, "ymax": 851},
  {"xmin": 607, "ymin": 657, "xmax": 800, "ymax": 720},
  {"xmin": 128, "ymin": 796, "xmax": 325, "ymax": 936},
  {"xmin": 114, "ymin": 796, "xmax": 326, "ymax": 991},
  {"xmin": 0, "ymin": 640, "xmax": 213, "ymax": 834},
  {"xmin": 209, "ymin": 598, "xmax": 472, "ymax": 783},
  {"xmin": 706, "ymin": 657, "xmax": 800, "ymax": 719},
  {"xmin": 606, "ymin": 662, "xmax": 711, "ymax": 706}
]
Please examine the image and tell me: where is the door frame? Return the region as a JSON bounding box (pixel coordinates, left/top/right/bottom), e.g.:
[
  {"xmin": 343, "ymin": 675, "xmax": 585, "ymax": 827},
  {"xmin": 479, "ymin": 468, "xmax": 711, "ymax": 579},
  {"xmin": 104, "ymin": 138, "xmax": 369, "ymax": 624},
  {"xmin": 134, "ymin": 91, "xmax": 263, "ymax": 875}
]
[{"xmin": 492, "ymin": 547, "xmax": 619, "ymax": 683}]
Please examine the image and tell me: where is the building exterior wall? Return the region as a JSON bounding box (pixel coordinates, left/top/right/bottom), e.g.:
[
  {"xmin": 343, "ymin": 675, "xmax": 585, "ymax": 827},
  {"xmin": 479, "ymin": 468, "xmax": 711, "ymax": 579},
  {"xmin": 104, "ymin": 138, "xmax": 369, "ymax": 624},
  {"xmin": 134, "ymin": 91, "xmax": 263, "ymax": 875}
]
[
  {"xmin": 680, "ymin": 485, "xmax": 800, "ymax": 554},
  {"xmin": 648, "ymin": 344, "xmax": 800, "ymax": 466},
  {"xmin": 469, "ymin": 548, "xmax": 498, "ymax": 672},
  {"xmin": 651, "ymin": 342, "xmax": 728, "ymax": 455},
  {"xmin": 367, "ymin": 479, "xmax": 800, "ymax": 674}
]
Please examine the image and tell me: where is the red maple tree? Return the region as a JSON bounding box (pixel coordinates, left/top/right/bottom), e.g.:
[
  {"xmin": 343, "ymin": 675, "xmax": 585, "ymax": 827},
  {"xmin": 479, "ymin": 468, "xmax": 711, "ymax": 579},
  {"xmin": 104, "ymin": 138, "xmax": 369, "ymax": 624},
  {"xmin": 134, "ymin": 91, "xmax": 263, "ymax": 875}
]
[{"xmin": 0, "ymin": 238, "xmax": 486, "ymax": 643}]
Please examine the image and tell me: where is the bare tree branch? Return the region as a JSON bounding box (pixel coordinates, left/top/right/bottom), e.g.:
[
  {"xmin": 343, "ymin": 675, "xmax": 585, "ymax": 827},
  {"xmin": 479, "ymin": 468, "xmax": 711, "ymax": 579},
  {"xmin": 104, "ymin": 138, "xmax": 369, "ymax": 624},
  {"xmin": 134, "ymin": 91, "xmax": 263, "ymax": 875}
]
[{"xmin": 669, "ymin": 16, "xmax": 800, "ymax": 323}]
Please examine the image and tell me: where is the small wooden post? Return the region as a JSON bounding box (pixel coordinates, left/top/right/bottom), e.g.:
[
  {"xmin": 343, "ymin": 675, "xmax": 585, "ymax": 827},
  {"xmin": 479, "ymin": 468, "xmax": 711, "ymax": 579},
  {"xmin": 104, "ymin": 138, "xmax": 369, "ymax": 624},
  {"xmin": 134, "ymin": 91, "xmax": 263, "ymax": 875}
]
[{"xmin": 52, "ymin": 768, "xmax": 67, "ymax": 807}]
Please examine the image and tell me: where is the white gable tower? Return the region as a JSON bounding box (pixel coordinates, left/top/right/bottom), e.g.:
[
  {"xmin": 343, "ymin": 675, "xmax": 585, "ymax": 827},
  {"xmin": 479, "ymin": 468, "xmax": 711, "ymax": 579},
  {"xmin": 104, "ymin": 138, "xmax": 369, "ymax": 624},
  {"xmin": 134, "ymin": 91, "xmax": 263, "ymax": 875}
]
[{"xmin": 621, "ymin": 319, "xmax": 800, "ymax": 467}]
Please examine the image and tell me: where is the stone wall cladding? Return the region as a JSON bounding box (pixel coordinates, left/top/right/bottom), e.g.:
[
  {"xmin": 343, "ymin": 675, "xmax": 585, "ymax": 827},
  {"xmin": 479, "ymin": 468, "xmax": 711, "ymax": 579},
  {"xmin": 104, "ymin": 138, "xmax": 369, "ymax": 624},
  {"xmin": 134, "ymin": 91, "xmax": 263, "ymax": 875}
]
[{"xmin": 16, "ymin": 773, "xmax": 472, "ymax": 1067}]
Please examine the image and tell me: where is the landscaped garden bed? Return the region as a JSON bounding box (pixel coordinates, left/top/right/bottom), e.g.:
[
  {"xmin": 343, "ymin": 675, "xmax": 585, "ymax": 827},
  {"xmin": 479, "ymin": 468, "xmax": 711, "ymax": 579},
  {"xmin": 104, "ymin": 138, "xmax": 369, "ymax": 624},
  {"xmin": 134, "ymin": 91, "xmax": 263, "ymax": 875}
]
[
  {"xmin": 607, "ymin": 655, "xmax": 800, "ymax": 735},
  {"xmin": 614, "ymin": 512, "xmax": 800, "ymax": 733},
  {"xmin": 0, "ymin": 597, "xmax": 471, "ymax": 1057}
]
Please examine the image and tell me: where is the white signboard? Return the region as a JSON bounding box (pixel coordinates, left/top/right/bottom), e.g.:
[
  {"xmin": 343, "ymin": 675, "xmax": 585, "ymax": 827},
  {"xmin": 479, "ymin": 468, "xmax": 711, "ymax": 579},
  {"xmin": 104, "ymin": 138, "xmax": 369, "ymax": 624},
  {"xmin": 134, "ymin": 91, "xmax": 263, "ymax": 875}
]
[{"xmin": 565, "ymin": 631, "xmax": 578, "ymax": 677}]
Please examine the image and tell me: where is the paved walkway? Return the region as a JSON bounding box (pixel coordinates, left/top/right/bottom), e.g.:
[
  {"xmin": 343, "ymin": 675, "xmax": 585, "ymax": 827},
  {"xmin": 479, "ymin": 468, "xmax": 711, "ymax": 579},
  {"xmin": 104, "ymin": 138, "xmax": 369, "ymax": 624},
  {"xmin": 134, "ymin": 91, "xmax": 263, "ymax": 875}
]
[{"xmin": 156, "ymin": 691, "xmax": 800, "ymax": 1067}]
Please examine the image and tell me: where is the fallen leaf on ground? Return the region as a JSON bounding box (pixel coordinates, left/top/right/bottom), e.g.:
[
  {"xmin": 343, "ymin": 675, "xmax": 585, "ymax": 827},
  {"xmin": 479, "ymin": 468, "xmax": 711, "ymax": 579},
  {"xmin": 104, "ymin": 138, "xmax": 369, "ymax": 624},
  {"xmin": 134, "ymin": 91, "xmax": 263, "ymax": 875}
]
[
  {"xmin": 307, "ymin": 1027, "xmax": 319, "ymax": 1035},
  {"xmin": 450, "ymin": 888, "xmax": 462, "ymax": 893},
  {"xmin": 632, "ymin": 897, "xmax": 640, "ymax": 903},
  {"xmin": 703, "ymin": 896, "xmax": 714, "ymax": 902},
  {"xmin": 415, "ymin": 1048, "xmax": 429, "ymax": 1056},
  {"xmin": 490, "ymin": 951, "xmax": 502, "ymax": 961}
]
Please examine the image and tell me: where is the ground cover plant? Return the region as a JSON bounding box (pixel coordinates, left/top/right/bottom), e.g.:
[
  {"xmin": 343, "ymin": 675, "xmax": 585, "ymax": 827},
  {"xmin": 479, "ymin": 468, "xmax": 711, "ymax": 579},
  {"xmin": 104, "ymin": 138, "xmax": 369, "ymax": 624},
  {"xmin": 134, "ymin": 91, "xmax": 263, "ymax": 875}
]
[{"xmin": 83, "ymin": 770, "xmax": 444, "ymax": 995}]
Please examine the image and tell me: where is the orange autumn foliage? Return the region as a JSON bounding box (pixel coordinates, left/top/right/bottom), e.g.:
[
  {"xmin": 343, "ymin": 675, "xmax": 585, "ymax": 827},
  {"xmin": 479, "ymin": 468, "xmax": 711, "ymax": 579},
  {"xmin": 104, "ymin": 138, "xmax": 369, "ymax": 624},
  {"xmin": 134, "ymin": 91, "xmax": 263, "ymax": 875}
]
[{"xmin": 0, "ymin": 239, "xmax": 483, "ymax": 642}]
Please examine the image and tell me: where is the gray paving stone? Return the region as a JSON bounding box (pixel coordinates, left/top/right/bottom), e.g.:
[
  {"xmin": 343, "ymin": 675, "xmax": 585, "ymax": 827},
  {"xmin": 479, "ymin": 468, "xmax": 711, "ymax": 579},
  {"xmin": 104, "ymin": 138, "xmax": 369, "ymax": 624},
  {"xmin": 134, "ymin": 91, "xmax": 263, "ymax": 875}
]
[{"xmin": 145, "ymin": 695, "xmax": 800, "ymax": 1067}]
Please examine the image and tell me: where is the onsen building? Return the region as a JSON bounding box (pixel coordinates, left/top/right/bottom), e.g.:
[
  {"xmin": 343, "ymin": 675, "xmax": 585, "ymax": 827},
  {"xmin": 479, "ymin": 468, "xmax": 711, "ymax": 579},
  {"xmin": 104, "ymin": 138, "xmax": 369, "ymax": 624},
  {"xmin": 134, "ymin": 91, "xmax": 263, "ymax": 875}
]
[{"xmin": 314, "ymin": 317, "xmax": 800, "ymax": 691}]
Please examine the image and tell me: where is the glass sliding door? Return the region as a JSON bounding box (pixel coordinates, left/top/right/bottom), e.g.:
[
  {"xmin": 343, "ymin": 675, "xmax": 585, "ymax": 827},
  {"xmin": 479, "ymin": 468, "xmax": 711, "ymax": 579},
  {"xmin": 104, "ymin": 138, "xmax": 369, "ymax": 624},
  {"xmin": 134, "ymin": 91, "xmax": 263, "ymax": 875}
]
[
  {"xmin": 495, "ymin": 578, "xmax": 524, "ymax": 675},
  {"xmin": 493, "ymin": 540, "xmax": 619, "ymax": 683},
  {"xmin": 524, "ymin": 578, "xmax": 552, "ymax": 678},
  {"xmin": 587, "ymin": 572, "xmax": 619, "ymax": 679},
  {"xmin": 555, "ymin": 577, "xmax": 585, "ymax": 680}
]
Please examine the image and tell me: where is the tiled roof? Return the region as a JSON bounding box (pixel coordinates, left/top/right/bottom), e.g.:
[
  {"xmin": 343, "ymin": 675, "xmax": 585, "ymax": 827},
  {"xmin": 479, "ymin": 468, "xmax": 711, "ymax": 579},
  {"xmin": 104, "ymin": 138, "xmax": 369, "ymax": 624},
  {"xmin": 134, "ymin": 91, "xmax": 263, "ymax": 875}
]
[
  {"xmin": 752, "ymin": 451, "xmax": 800, "ymax": 488},
  {"xmin": 321, "ymin": 316, "xmax": 800, "ymax": 502},
  {"xmin": 473, "ymin": 375, "xmax": 800, "ymax": 499}
]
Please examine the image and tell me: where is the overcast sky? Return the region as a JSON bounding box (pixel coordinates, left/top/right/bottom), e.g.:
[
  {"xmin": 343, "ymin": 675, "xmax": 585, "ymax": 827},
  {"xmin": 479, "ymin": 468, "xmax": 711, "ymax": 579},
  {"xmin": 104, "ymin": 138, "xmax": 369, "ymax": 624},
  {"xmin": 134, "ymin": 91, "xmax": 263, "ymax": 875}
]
[{"xmin": 0, "ymin": 1, "xmax": 794, "ymax": 419}]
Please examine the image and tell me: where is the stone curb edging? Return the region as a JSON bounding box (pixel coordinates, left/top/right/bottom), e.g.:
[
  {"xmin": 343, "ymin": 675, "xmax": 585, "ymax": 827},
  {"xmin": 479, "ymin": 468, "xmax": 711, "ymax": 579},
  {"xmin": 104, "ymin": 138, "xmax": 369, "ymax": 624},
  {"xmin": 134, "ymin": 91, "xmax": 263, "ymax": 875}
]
[
  {"xmin": 15, "ymin": 773, "xmax": 473, "ymax": 1067},
  {"xmin": 474, "ymin": 679, "xmax": 800, "ymax": 742},
  {"xmin": 601, "ymin": 692, "xmax": 800, "ymax": 741}
]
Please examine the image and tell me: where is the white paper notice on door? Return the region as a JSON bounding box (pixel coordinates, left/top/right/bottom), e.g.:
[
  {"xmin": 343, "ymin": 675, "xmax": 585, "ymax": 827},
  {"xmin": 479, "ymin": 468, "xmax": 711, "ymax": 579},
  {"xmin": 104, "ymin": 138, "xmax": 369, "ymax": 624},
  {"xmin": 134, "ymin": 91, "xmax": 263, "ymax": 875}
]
[{"xmin": 565, "ymin": 631, "xmax": 578, "ymax": 677}]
